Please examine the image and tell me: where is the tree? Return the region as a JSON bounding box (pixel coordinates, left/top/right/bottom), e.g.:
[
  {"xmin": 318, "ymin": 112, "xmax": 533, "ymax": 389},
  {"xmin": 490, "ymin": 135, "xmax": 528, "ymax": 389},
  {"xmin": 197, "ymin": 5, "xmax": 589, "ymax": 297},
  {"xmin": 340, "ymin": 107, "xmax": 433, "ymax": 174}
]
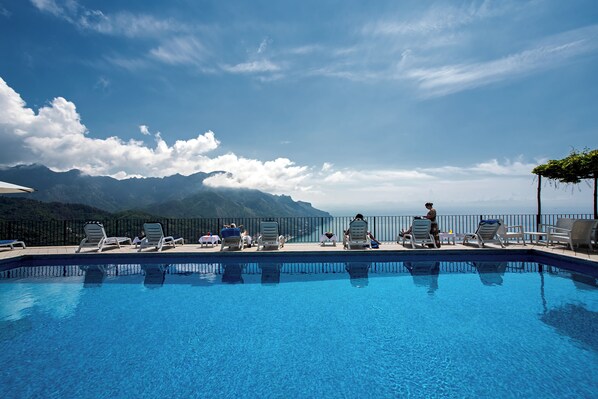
[{"xmin": 532, "ymin": 148, "xmax": 598, "ymax": 221}]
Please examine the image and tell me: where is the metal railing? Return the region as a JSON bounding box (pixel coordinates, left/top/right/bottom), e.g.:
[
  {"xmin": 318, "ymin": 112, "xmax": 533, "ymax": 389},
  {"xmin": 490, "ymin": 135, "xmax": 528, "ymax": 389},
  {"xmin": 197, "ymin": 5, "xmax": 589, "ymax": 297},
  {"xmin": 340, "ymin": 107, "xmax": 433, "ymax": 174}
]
[{"xmin": 0, "ymin": 213, "xmax": 593, "ymax": 246}]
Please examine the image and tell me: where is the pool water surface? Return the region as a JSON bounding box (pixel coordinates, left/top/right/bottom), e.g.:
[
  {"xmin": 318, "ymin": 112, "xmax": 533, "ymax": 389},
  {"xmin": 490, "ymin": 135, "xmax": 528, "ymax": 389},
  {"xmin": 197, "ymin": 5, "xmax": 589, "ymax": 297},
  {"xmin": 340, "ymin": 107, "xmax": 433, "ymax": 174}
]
[{"xmin": 1, "ymin": 258, "xmax": 597, "ymax": 398}]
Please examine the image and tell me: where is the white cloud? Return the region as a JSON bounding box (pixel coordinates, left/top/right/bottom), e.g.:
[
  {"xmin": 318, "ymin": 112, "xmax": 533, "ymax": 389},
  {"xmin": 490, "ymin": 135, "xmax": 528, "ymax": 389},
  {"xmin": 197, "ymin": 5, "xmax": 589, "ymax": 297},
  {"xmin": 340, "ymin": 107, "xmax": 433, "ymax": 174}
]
[
  {"xmin": 0, "ymin": 76, "xmax": 591, "ymax": 214},
  {"xmin": 149, "ymin": 36, "xmax": 208, "ymax": 65},
  {"xmin": 0, "ymin": 77, "xmax": 308, "ymax": 194},
  {"xmin": 222, "ymin": 60, "xmax": 281, "ymax": 74},
  {"xmin": 0, "ymin": 5, "xmax": 12, "ymax": 17},
  {"xmin": 257, "ymin": 38, "xmax": 271, "ymax": 54},
  {"xmin": 139, "ymin": 125, "xmax": 150, "ymax": 135},
  {"xmin": 363, "ymin": 1, "xmax": 512, "ymax": 36},
  {"xmin": 30, "ymin": 0, "xmax": 65, "ymax": 18},
  {"xmin": 31, "ymin": 0, "xmax": 185, "ymax": 38},
  {"xmin": 93, "ymin": 76, "xmax": 110, "ymax": 91},
  {"xmin": 405, "ymin": 35, "xmax": 598, "ymax": 97}
]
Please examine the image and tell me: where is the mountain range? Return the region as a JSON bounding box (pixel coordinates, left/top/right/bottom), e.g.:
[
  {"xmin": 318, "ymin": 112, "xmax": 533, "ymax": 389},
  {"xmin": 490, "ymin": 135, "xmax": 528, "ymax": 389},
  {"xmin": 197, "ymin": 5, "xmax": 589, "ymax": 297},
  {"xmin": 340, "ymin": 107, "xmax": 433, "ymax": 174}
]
[{"xmin": 0, "ymin": 164, "xmax": 330, "ymax": 219}]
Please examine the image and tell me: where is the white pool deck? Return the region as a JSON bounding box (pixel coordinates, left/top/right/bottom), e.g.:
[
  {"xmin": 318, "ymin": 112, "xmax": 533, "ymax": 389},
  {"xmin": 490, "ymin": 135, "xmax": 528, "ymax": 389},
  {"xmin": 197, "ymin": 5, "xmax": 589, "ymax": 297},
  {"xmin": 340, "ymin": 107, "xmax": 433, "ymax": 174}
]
[{"xmin": 1, "ymin": 240, "xmax": 597, "ymax": 264}]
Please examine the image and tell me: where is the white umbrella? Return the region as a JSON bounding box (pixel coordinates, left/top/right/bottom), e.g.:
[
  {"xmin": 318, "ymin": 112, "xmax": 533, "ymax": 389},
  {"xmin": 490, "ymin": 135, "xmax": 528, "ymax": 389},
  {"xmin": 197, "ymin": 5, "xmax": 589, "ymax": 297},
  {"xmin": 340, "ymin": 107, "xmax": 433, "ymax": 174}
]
[{"xmin": 0, "ymin": 180, "xmax": 35, "ymax": 194}]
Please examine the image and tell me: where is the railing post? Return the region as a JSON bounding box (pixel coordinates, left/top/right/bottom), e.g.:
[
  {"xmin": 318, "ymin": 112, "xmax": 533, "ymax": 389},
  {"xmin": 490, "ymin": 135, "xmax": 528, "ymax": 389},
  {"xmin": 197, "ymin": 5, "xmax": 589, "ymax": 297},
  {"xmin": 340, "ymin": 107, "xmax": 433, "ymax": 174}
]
[{"xmin": 63, "ymin": 220, "xmax": 67, "ymax": 246}]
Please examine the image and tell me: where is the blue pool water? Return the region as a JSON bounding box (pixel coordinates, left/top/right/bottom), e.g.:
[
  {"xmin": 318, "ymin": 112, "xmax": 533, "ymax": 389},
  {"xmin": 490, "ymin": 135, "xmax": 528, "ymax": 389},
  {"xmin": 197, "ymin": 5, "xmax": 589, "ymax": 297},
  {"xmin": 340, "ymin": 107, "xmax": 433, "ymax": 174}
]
[{"xmin": 1, "ymin": 255, "xmax": 597, "ymax": 398}]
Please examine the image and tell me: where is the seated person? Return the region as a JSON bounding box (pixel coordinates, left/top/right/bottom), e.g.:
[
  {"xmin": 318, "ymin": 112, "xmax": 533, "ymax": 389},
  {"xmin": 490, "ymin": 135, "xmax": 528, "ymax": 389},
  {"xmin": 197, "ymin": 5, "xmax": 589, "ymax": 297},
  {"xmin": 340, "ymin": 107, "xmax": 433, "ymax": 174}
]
[
  {"xmin": 399, "ymin": 202, "xmax": 440, "ymax": 247},
  {"xmin": 241, "ymin": 229, "xmax": 252, "ymax": 247},
  {"xmin": 343, "ymin": 214, "xmax": 381, "ymax": 248}
]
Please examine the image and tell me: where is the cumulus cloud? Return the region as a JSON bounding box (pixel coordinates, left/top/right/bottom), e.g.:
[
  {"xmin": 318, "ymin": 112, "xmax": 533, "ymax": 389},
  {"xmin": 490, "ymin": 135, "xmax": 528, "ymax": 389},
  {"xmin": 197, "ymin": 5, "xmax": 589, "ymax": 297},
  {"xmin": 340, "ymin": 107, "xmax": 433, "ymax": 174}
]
[
  {"xmin": 0, "ymin": 77, "xmax": 310, "ymax": 194},
  {"xmin": 0, "ymin": 77, "xmax": 590, "ymax": 214}
]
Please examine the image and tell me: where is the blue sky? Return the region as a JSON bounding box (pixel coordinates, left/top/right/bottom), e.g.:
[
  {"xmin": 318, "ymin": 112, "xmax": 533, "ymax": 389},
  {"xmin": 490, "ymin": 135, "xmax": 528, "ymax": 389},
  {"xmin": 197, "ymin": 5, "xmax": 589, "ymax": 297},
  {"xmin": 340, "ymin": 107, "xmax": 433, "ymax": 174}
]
[{"xmin": 0, "ymin": 0, "xmax": 597, "ymax": 215}]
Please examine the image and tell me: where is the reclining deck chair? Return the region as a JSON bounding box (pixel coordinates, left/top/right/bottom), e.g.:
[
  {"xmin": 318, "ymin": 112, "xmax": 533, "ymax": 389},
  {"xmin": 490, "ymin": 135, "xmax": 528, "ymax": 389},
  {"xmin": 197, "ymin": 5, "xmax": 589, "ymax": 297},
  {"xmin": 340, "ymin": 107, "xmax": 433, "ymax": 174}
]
[
  {"xmin": 0, "ymin": 239, "xmax": 26, "ymax": 250},
  {"xmin": 138, "ymin": 222, "xmax": 184, "ymax": 252},
  {"xmin": 257, "ymin": 221, "xmax": 281, "ymax": 251},
  {"xmin": 220, "ymin": 227, "xmax": 243, "ymax": 251},
  {"xmin": 463, "ymin": 219, "xmax": 505, "ymax": 248},
  {"xmin": 402, "ymin": 219, "xmax": 437, "ymax": 248},
  {"xmin": 344, "ymin": 219, "xmax": 371, "ymax": 249},
  {"xmin": 76, "ymin": 222, "xmax": 131, "ymax": 253}
]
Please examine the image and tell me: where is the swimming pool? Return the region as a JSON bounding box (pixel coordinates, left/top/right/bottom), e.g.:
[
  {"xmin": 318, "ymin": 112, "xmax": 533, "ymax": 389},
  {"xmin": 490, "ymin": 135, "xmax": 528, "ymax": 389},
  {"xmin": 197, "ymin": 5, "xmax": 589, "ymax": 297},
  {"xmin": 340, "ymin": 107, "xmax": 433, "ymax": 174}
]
[{"xmin": 1, "ymin": 251, "xmax": 597, "ymax": 398}]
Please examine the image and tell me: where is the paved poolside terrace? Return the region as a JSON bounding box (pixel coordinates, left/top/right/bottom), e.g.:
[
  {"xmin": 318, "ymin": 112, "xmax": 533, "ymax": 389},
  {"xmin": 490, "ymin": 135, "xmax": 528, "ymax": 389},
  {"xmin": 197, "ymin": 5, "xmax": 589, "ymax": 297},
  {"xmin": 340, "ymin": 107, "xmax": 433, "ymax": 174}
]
[{"xmin": 1, "ymin": 240, "xmax": 597, "ymax": 264}]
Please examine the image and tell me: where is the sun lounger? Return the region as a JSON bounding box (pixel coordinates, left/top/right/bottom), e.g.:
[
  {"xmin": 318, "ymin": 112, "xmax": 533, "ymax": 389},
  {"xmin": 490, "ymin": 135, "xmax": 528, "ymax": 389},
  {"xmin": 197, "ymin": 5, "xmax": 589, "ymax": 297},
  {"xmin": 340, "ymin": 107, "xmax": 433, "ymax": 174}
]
[
  {"xmin": 344, "ymin": 219, "xmax": 371, "ymax": 249},
  {"xmin": 76, "ymin": 222, "xmax": 131, "ymax": 253},
  {"xmin": 257, "ymin": 221, "xmax": 282, "ymax": 250},
  {"xmin": 402, "ymin": 219, "xmax": 437, "ymax": 248},
  {"xmin": 220, "ymin": 227, "xmax": 243, "ymax": 251},
  {"xmin": 0, "ymin": 239, "xmax": 26, "ymax": 250},
  {"xmin": 138, "ymin": 223, "xmax": 184, "ymax": 252},
  {"xmin": 462, "ymin": 219, "xmax": 505, "ymax": 248}
]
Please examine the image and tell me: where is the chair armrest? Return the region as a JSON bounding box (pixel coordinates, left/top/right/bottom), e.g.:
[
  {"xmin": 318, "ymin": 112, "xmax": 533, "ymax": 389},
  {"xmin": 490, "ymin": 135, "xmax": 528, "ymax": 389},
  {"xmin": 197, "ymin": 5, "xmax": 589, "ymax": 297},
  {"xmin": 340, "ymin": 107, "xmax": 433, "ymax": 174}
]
[
  {"xmin": 548, "ymin": 226, "xmax": 572, "ymax": 234},
  {"xmin": 505, "ymin": 225, "xmax": 524, "ymax": 232},
  {"xmin": 538, "ymin": 223, "xmax": 557, "ymax": 231}
]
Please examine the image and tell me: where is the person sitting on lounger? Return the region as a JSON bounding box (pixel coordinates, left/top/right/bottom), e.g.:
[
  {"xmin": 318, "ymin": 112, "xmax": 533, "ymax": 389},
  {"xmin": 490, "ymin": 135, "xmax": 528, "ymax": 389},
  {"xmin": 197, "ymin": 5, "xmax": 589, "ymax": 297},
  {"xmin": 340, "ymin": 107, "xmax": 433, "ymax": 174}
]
[
  {"xmin": 343, "ymin": 213, "xmax": 381, "ymax": 248},
  {"xmin": 399, "ymin": 202, "xmax": 440, "ymax": 247},
  {"xmin": 242, "ymin": 229, "xmax": 252, "ymax": 247}
]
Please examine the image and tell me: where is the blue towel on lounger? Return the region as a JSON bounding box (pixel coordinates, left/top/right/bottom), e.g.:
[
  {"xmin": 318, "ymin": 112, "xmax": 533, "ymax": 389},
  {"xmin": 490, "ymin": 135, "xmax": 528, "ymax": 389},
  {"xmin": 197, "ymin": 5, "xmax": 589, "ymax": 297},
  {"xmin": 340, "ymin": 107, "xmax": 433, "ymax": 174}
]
[
  {"xmin": 220, "ymin": 228, "xmax": 241, "ymax": 238},
  {"xmin": 480, "ymin": 219, "xmax": 500, "ymax": 225}
]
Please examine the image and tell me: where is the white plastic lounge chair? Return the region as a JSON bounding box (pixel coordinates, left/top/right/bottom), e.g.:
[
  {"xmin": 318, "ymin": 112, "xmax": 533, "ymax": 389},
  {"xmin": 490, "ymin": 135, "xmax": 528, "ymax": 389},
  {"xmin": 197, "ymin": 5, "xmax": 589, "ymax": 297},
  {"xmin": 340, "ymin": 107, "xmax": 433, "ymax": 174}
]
[
  {"xmin": 220, "ymin": 227, "xmax": 243, "ymax": 251},
  {"xmin": 76, "ymin": 222, "xmax": 131, "ymax": 253},
  {"xmin": 402, "ymin": 219, "xmax": 437, "ymax": 248},
  {"xmin": 344, "ymin": 219, "xmax": 371, "ymax": 249},
  {"xmin": 138, "ymin": 223, "xmax": 184, "ymax": 252},
  {"xmin": 0, "ymin": 239, "xmax": 26, "ymax": 250},
  {"xmin": 497, "ymin": 219, "xmax": 526, "ymax": 246},
  {"xmin": 547, "ymin": 219, "xmax": 598, "ymax": 251},
  {"xmin": 462, "ymin": 219, "xmax": 505, "ymax": 248},
  {"xmin": 257, "ymin": 221, "xmax": 281, "ymax": 251}
]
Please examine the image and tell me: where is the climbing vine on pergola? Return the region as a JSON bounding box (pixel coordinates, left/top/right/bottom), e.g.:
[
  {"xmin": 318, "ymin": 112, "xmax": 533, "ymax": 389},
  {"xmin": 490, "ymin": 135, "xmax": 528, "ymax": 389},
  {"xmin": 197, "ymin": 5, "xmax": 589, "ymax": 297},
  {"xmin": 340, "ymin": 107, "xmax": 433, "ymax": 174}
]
[{"xmin": 532, "ymin": 148, "xmax": 598, "ymax": 221}]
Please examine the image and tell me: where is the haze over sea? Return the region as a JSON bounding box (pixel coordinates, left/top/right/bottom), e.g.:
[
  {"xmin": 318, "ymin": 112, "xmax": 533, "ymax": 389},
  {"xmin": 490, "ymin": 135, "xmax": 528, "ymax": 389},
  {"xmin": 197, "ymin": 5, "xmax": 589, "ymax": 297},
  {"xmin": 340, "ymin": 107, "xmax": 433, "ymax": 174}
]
[{"xmin": 1, "ymin": 1, "xmax": 596, "ymax": 215}]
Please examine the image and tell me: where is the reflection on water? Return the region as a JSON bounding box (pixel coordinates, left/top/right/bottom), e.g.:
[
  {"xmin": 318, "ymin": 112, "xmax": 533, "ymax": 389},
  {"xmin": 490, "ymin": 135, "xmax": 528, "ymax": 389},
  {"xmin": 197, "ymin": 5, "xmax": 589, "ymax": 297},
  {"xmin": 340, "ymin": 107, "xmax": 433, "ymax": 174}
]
[
  {"xmin": 345, "ymin": 262, "xmax": 371, "ymax": 288},
  {"xmin": 80, "ymin": 265, "xmax": 109, "ymax": 287},
  {"xmin": 0, "ymin": 278, "xmax": 83, "ymax": 322},
  {"xmin": 571, "ymin": 273, "xmax": 598, "ymax": 290},
  {"xmin": 404, "ymin": 261, "xmax": 439, "ymax": 295},
  {"xmin": 259, "ymin": 263, "xmax": 281, "ymax": 285},
  {"xmin": 541, "ymin": 303, "xmax": 598, "ymax": 352},
  {"xmin": 1, "ymin": 259, "xmax": 596, "ymax": 294},
  {"xmin": 472, "ymin": 262, "xmax": 507, "ymax": 286},
  {"xmin": 141, "ymin": 264, "xmax": 168, "ymax": 287},
  {"xmin": 222, "ymin": 264, "xmax": 244, "ymax": 284}
]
